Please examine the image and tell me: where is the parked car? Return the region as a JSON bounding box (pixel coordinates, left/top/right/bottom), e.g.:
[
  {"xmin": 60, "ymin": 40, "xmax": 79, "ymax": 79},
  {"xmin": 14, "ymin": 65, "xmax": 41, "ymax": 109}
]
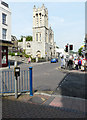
[{"xmin": 51, "ymin": 58, "xmax": 58, "ymax": 63}]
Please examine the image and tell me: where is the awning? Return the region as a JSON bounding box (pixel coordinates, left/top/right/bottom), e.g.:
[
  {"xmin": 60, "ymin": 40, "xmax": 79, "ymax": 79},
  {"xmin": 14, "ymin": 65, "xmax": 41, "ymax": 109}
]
[{"xmin": 0, "ymin": 40, "xmax": 13, "ymax": 47}]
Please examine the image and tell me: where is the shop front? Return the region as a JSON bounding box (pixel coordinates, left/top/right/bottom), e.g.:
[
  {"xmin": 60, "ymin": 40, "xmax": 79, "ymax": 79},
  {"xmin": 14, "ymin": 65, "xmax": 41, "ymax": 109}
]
[{"xmin": 0, "ymin": 40, "xmax": 13, "ymax": 67}]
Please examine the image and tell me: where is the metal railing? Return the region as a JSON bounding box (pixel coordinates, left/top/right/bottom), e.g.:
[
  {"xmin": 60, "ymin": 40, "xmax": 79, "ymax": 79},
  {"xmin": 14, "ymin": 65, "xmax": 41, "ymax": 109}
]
[{"xmin": 0, "ymin": 70, "xmax": 30, "ymax": 94}]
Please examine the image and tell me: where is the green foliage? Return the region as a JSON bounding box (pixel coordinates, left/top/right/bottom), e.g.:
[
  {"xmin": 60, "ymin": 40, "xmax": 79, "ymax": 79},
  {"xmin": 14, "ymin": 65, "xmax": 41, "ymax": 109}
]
[
  {"xmin": 18, "ymin": 35, "xmax": 33, "ymax": 42},
  {"xmin": 26, "ymin": 36, "xmax": 33, "ymax": 41},
  {"xmin": 24, "ymin": 54, "xmax": 29, "ymax": 58},
  {"xmin": 78, "ymin": 47, "xmax": 83, "ymax": 56},
  {"xmin": 31, "ymin": 58, "xmax": 36, "ymax": 62},
  {"xmin": 18, "ymin": 36, "xmax": 24, "ymax": 42},
  {"xmin": 22, "ymin": 49, "xmax": 26, "ymax": 55},
  {"xmin": 8, "ymin": 52, "xmax": 15, "ymax": 56}
]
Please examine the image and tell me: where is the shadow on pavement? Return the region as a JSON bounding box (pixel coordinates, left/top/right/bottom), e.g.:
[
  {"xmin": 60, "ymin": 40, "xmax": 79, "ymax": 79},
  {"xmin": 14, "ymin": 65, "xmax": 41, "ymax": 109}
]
[
  {"xmin": 2, "ymin": 97, "xmax": 85, "ymax": 118},
  {"xmin": 54, "ymin": 72, "xmax": 87, "ymax": 99}
]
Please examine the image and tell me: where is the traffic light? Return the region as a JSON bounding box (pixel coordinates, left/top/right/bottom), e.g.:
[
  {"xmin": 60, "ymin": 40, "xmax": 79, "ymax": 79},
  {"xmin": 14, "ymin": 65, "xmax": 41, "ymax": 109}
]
[
  {"xmin": 65, "ymin": 45, "xmax": 68, "ymax": 52},
  {"xmin": 70, "ymin": 45, "xmax": 73, "ymax": 50}
]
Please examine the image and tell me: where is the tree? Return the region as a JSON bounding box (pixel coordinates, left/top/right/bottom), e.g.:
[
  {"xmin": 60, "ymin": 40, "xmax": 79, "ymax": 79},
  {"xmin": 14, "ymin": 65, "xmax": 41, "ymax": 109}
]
[
  {"xmin": 18, "ymin": 36, "xmax": 24, "ymax": 42},
  {"xmin": 18, "ymin": 35, "xmax": 33, "ymax": 42},
  {"xmin": 26, "ymin": 36, "xmax": 32, "ymax": 41},
  {"xmin": 78, "ymin": 47, "xmax": 83, "ymax": 56}
]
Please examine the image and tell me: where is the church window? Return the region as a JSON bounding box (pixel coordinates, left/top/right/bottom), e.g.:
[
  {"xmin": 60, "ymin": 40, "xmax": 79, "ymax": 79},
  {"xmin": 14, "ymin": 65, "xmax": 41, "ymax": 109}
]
[
  {"xmin": 27, "ymin": 43, "xmax": 31, "ymax": 47},
  {"xmin": 40, "ymin": 34, "xmax": 41, "ymax": 41},
  {"xmin": 36, "ymin": 34, "xmax": 38, "ymax": 41},
  {"xmin": 36, "ymin": 13, "xmax": 38, "ymax": 16},
  {"xmin": 39, "ymin": 13, "xmax": 41, "ymax": 16}
]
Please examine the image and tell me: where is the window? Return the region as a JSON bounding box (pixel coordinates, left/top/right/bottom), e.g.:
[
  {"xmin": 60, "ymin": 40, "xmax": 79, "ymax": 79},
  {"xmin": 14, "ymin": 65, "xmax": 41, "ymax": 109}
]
[
  {"xmin": 2, "ymin": 28, "xmax": 7, "ymax": 39},
  {"xmin": 2, "ymin": 48, "xmax": 7, "ymax": 64},
  {"xmin": 40, "ymin": 34, "xmax": 41, "ymax": 41},
  {"xmin": 36, "ymin": 13, "xmax": 38, "ymax": 25},
  {"xmin": 27, "ymin": 43, "xmax": 31, "ymax": 47},
  {"xmin": 36, "ymin": 34, "xmax": 38, "ymax": 41},
  {"xmin": 2, "ymin": 13, "xmax": 7, "ymax": 25}
]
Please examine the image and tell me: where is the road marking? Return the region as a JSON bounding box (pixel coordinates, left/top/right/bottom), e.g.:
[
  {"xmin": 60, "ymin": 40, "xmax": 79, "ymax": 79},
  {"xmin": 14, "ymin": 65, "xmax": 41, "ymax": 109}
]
[{"xmin": 41, "ymin": 97, "xmax": 46, "ymax": 101}]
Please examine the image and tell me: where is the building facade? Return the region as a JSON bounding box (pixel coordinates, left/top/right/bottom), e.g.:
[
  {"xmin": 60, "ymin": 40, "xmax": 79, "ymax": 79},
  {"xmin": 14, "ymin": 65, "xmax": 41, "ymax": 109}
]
[
  {"xmin": 18, "ymin": 4, "xmax": 57, "ymax": 59},
  {"xmin": 0, "ymin": 1, "xmax": 12, "ymax": 67},
  {"xmin": 85, "ymin": 34, "xmax": 87, "ymax": 59}
]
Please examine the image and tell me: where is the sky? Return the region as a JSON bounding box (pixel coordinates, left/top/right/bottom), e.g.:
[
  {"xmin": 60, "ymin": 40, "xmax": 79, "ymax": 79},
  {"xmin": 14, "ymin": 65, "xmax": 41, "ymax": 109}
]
[{"xmin": 7, "ymin": 1, "xmax": 85, "ymax": 52}]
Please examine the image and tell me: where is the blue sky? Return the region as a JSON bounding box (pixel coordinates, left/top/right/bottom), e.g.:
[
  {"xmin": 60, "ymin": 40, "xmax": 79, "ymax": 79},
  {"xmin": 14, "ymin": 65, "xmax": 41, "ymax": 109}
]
[{"xmin": 8, "ymin": 2, "xmax": 85, "ymax": 51}]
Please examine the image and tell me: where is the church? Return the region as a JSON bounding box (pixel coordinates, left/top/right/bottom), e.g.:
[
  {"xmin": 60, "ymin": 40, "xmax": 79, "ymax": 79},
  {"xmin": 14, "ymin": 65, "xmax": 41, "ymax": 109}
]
[{"xmin": 18, "ymin": 4, "xmax": 57, "ymax": 59}]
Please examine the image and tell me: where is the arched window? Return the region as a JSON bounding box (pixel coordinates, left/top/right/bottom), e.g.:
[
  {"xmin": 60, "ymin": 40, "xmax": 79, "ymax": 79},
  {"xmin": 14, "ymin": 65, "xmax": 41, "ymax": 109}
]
[
  {"xmin": 40, "ymin": 33, "xmax": 41, "ymax": 41},
  {"xmin": 36, "ymin": 34, "xmax": 38, "ymax": 41},
  {"xmin": 27, "ymin": 43, "xmax": 31, "ymax": 47},
  {"xmin": 36, "ymin": 50, "xmax": 41, "ymax": 58}
]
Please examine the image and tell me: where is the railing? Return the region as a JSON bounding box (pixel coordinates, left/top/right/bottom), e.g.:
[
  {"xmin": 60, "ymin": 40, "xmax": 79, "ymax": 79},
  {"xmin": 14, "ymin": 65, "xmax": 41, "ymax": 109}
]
[{"xmin": 0, "ymin": 70, "xmax": 30, "ymax": 94}]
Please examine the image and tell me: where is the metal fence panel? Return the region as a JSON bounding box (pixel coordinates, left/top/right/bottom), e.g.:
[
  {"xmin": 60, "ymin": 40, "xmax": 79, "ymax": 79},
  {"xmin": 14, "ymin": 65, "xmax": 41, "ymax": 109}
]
[
  {"xmin": 0, "ymin": 70, "xmax": 30, "ymax": 94},
  {"xmin": 0, "ymin": 71, "xmax": 15, "ymax": 93}
]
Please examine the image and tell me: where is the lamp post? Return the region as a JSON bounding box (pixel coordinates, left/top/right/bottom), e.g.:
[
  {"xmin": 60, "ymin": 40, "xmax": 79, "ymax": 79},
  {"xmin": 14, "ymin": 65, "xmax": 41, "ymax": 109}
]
[{"xmin": 15, "ymin": 53, "xmax": 17, "ymax": 67}]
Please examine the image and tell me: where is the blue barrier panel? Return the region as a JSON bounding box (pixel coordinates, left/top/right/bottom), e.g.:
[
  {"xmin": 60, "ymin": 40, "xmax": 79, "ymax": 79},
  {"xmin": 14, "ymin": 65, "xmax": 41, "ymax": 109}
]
[{"xmin": 29, "ymin": 67, "xmax": 33, "ymax": 96}]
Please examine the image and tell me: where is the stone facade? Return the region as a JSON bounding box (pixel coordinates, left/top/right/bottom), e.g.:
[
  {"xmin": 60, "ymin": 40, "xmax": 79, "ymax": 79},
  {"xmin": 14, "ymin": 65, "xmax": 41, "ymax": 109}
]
[
  {"xmin": 85, "ymin": 34, "xmax": 87, "ymax": 59},
  {"xmin": 0, "ymin": 1, "xmax": 12, "ymax": 67},
  {"xmin": 18, "ymin": 4, "xmax": 57, "ymax": 59},
  {"xmin": 0, "ymin": 1, "xmax": 11, "ymax": 41}
]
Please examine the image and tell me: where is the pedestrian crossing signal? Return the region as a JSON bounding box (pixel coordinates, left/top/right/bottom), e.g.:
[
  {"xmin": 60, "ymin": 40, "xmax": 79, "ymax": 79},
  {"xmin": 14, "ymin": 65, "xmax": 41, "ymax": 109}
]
[
  {"xmin": 70, "ymin": 45, "xmax": 73, "ymax": 50},
  {"xmin": 65, "ymin": 45, "xmax": 68, "ymax": 52}
]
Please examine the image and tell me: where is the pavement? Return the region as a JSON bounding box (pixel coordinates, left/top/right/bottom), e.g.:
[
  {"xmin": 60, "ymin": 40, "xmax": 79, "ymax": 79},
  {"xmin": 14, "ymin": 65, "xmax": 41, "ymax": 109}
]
[
  {"xmin": 1, "ymin": 92, "xmax": 87, "ymax": 118},
  {"xmin": 0, "ymin": 61, "xmax": 50, "ymax": 71},
  {"xmin": 58, "ymin": 66, "xmax": 87, "ymax": 74}
]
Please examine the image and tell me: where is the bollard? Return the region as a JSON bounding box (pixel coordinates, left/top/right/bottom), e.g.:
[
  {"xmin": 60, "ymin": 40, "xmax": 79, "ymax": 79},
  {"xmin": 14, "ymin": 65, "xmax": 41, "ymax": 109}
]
[{"xmin": 29, "ymin": 67, "xmax": 33, "ymax": 96}]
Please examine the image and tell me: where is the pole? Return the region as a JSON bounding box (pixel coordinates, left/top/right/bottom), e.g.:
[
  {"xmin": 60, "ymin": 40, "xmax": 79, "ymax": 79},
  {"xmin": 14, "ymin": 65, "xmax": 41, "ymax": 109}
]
[
  {"xmin": 15, "ymin": 76, "xmax": 18, "ymax": 98},
  {"xmin": 8, "ymin": 61, "xmax": 10, "ymax": 69},
  {"xmin": 29, "ymin": 67, "xmax": 33, "ymax": 96},
  {"xmin": 15, "ymin": 53, "xmax": 17, "ymax": 67}
]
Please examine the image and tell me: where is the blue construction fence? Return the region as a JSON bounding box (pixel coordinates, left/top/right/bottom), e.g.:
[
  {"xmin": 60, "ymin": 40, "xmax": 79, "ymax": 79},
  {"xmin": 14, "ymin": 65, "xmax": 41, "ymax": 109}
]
[{"xmin": 0, "ymin": 69, "xmax": 30, "ymax": 94}]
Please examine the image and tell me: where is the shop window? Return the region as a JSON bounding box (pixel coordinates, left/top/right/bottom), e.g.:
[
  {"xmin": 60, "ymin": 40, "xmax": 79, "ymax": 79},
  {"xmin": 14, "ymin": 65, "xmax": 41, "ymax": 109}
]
[{"xmin": 2, "ymin": 49, "xmax": 6, "ymax": 64}]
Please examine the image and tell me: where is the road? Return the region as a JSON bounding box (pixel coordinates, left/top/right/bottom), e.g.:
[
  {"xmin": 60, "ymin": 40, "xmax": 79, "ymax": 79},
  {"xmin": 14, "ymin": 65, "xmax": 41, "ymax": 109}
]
[
  {"xmin": 18, "ymin": 61, "xmax": 67, "ymax": 91},
  {"xmin": 19, "ymin": 62, "xmax": 87, "ymax": 99},
  {"xmin": 0, "ymin": 61, "xmax": 86, "ymax": 99}
]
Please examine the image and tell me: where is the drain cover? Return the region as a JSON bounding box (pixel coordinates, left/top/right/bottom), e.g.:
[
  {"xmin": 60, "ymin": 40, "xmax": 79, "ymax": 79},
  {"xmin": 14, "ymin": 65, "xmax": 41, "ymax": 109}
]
[{"xmin": 28, "ymin": 96, "xmax": 47, "ymax": 104}]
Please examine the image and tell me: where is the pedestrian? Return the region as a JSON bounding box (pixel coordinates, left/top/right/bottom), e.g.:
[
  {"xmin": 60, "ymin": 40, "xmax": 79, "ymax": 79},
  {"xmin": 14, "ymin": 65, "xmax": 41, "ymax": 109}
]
[
  {"xmin": 28, "ymin": 57, "xmax": 31, "ymax": 63},
  {"xmin": 61, "ymin": 56, "xmax": 64, "ymax": 68},
  {"xmin": 74, "ymin": 59, "xmax": 78, "ymax": 70},
  {"xmin": 81, "ymin": 57, "xmax": 86, "ymax": 71},
  {"xmin": 68, "ymin": 55, "xmax": 73, "ymax": 70},
  {"xmin": 78, "ymin": 58, "xmax": 82, "ymax": 69}
]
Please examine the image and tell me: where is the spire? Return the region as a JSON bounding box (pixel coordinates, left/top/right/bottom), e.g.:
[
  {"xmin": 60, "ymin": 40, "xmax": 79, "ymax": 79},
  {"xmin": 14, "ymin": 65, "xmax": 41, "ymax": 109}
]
[
  {"xmin": 42, "ymin": 4, "xmax": 45, "ymax": 9},
  {"xmin": 33, "ymin": 5, "xmax": 36, "ymax": 9}
]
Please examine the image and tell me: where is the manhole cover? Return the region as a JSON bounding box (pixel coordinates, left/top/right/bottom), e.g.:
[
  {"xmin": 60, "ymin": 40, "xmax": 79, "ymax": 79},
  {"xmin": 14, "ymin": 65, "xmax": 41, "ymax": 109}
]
[{"xmin": 28, "ymin": 96, "xmax": 47, "ymax": 104}]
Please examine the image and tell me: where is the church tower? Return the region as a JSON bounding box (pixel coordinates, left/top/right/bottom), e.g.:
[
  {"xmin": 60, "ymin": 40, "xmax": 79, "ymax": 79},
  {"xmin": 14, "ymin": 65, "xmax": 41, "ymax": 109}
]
[
  {"xmin": 33, "ymin": 4, "xmax": 48, "ymax": 43},
  {"xmin": 32, "ymin": 4, "xmax": 49, "ymax": 58}
]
